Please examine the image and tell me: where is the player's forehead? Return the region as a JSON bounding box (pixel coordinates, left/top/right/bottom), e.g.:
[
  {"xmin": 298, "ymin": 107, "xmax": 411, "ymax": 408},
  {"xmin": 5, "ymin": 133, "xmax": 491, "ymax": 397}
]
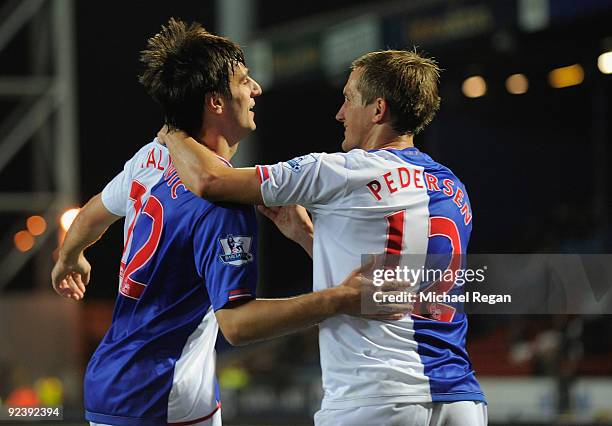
[
  {"xmin": 344, "ymin": 68, "xmax": 363, "ymax": 96},
  {"xmin": 231, "ymin": 62, "xmax": 249, "ymax": 81}
]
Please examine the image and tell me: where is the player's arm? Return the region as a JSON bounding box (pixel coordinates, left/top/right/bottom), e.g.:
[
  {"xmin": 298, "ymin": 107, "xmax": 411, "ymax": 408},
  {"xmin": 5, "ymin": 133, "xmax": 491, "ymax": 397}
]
[
  {"xmin": 199, "ymin": 207, "xmax": 406, "ymax": 346},
  {"xmin": 215, "ymin": 261, "xmax": 406, "ymax": 346},
  {"xmin": 51, "ymin": 193, "xmax": 122, "ymax": 300},
  {"xmin": 160, "ymin": 130, "xmax": 314, "ymax": 255},
  {"xmin": 158, "ymin": 129, "xmax": 262, "ymax": 204}
]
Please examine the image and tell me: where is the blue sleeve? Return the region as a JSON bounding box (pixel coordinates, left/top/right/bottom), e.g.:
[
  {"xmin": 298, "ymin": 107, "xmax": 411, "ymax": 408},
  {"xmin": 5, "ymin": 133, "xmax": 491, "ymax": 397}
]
[{"xmin": 193, "ymin": 204, "xmax": 258, "ymax": 311}]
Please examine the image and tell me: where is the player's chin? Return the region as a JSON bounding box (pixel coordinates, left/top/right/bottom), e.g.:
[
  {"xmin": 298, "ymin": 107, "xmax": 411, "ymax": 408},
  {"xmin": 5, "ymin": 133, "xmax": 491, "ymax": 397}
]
[{"xmin": 239, "ymin": 121, "xmax": 256, "ymax": 134}]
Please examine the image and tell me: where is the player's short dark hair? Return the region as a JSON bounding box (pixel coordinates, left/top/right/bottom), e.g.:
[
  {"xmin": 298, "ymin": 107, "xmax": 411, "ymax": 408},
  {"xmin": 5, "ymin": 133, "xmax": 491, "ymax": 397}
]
[
  {"xmin": 139, "ymin": 18, "xmax": 245, "ymax": 135},
  {"xmin": 351, "ymin": 50, "xmax": 441, "ymax": 135}
]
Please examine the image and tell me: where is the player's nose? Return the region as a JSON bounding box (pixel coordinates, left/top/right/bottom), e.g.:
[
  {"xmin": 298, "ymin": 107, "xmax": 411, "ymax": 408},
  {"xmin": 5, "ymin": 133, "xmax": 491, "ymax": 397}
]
[
  {"xmin": 251, "ymin": 77, "xmax": 262, "ymax": 97},
  {"xmin": 335, "ymin": 106, "xmax": 345, "ymax": 123}
]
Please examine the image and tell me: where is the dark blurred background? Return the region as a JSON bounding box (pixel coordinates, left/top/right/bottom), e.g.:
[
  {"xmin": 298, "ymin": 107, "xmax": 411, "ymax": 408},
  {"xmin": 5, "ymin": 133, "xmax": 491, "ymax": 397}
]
[{"xmin": 1, "ymin": 0, "xmax": 612, "ymax": 424}]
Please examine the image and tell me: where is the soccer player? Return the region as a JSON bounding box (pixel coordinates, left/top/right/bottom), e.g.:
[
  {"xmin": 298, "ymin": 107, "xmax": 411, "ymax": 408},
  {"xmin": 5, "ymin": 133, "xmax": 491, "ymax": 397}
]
[
  {"xmin": 51, "ymin": 21, "xmax": 405, "ymax": 426},
  {"xmin": 159, "ymin": 50, "xmax": 487, "ymax": 425}
]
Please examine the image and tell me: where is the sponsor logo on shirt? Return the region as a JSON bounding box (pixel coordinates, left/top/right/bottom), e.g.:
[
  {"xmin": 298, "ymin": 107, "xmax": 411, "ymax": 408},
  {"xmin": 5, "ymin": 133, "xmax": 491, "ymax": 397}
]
[
  {"xmin": 283, "ymin": 154, "xmax": 317, "ymax": 172},
  {"xmin": 218, "ymin": 235, "xmax": 254, "ymax": 266}
]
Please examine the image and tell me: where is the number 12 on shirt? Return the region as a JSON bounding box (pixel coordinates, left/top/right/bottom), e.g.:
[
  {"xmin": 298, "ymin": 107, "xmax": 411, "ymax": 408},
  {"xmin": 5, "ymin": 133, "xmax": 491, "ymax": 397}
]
[
  {"xmin": 385, "ymin": 211, "xmax": 461, "ymax": 322},
  {"xmin": 119, "ymin": 180, "xmax": 164, "ymax": 300}
]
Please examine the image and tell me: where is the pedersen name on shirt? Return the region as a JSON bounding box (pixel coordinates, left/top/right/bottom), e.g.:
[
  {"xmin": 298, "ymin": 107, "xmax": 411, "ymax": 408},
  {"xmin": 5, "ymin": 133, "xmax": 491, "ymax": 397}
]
[{"xmin": 366, "ymin": 167, "xmax": 472, "ymax": 225}]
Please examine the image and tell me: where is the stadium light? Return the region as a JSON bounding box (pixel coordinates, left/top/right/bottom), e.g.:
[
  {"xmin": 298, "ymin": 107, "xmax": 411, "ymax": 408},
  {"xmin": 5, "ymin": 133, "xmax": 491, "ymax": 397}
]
[
  {"xmin": 14, "ymin": 230, "xmax": 34, "ymax": 252},
  {"xmin": 60, "ymin": 208, "xmax": 80, "ymax": 232},
  {"xmin": 26, "ymin": 215, "xmax": 47, "ymax": 236},
  {"xmin": 597, "ymin": 51, "xmax": 612, "ymax": 74},
  {"xmin": 462, "ymin": 76, "xmax": 487, "ymax": 98},
  {"xmin": 548, "ymin": 64, "xmax": 584, "ymax": 88},
  {"xmin": 505, "ymin": 73, "xmax": 529, "ymax": 94}
]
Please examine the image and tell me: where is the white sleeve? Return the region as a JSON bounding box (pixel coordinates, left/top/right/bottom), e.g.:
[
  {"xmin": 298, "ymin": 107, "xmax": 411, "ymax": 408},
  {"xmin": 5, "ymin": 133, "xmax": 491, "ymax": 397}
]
[
  {"xmin": 101, "ymin": 157, "xmax": 134, "ymax": 217},
  {"xmin": 256, "ymin": 152, "xmax": 348, "ymax": 208}
]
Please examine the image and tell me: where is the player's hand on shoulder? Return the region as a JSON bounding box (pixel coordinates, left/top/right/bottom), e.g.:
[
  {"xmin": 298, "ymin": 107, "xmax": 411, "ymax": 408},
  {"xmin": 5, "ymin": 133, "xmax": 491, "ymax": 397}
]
[
  {"xmin": 51, "ymin": 253, "xmax": 91, "ymax": 301},
  {"xmin": 334, "ymin": 256, "xmax": 412, "ymax": 321},
  {"xmin": 157, "ymin": 125, "xmax": 189, "ymax": 146},
  {"xmin": 257, "ymin": 205, "xmax": 313, "ymax": 246},
  {"xmin": 157, "ymin": 125, "xmax": 169, "ymax": 146}
]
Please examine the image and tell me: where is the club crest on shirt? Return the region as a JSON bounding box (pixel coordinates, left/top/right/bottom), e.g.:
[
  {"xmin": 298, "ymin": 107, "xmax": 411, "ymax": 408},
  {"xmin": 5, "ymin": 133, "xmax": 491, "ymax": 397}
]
[
  {"xmin": 283, "ymin": 154, "xmax": 317, "ymax": 172},
  {"xmin": 218, "ymin": 235, "xmax": 253, "ymax": 266}
]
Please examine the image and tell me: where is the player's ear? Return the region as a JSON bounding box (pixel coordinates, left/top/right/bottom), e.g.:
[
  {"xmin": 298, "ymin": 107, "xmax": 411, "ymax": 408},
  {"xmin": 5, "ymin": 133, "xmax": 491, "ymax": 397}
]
[
  {"xmin": 205, "ymin": 93, "xmax": 224, "ymax": 115},
  {"xmin": 372, "ymin": 98, "xmax": 387, "ymax": 124}
]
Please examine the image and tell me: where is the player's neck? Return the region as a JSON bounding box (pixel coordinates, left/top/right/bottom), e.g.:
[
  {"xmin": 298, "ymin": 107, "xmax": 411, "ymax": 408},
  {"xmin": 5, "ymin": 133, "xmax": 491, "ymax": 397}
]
[
  {"xmin": 377, "ymin": 134, "xmax": 414, "ymax": 151},
  {"xmin": 196, "ymin": 129, "xmax": 238, "ymax": 161},
  {"xmin": 362, "ymin": 127, "xmax": 414, "ymax": 151}
]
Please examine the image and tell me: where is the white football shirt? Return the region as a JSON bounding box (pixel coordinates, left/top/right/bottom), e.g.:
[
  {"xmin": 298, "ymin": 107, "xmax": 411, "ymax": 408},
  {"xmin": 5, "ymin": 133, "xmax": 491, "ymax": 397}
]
[{"xmin": 257, "ymin": 147, "xmax": 483, "ymax": 409}]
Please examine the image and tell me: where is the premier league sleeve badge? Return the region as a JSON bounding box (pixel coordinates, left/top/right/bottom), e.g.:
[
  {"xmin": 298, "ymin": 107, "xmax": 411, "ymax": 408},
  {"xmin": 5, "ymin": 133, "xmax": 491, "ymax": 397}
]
[{"xmin": 218, "ymin": 234, "xmax": 254, "ymax": 266}]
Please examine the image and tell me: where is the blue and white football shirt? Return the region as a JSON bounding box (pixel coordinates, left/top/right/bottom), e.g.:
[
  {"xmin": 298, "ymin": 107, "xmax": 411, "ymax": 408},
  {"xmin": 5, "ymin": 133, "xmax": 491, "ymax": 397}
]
[
  {"xmin": 87, "ymin": 140, "xmax": 257, "ymax": 426},
  {"xmin": 256, "ymin": 147, "xmax": 484, "ymax": 409}
]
